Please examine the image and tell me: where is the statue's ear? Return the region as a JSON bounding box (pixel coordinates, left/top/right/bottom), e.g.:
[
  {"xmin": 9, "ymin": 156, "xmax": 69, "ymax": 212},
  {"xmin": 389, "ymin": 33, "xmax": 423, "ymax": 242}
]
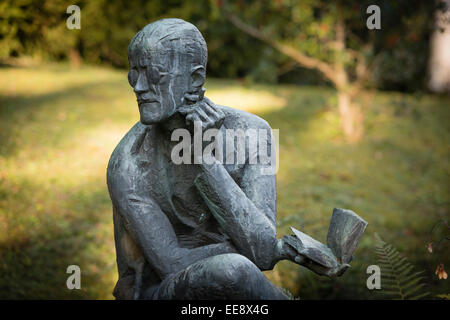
[{"xmin": 190, "ymin": 65, "xmax": 205, "ymax": 91}]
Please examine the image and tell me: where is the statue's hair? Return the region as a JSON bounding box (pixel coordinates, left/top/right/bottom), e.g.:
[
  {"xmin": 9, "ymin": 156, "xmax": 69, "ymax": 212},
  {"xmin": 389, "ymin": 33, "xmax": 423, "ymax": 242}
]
[{"xmin": 128, "ymin": 18, "xmax": 207, "ymax": 70}]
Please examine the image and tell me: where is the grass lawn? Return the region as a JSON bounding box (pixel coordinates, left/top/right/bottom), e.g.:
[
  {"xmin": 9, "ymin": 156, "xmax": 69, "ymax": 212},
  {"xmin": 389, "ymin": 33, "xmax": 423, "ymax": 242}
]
[{"xmin": 0, "ymin": 63, "xmax": 448, "ymax": 299}]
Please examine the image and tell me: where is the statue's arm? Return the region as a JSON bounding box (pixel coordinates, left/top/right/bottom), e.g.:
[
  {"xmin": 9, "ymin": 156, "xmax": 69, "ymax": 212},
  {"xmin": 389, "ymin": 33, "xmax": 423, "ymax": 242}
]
[
  {"xmin": 109, "ymin": 186, "xmax": 236, "ymax": 279},
  {"xmin": 195, "ymin": 160, "xmax": 328, "ymax": 272},
  {"xmin": 194, "ymin": 122, "xmax": 279, "ymax": 270}
]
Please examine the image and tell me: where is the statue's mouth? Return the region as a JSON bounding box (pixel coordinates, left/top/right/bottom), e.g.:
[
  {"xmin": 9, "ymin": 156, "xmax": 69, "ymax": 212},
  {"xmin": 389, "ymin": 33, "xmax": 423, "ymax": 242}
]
[{"xmin": 137, "ymin": 98, "xmax": 158, "ymax": 106}]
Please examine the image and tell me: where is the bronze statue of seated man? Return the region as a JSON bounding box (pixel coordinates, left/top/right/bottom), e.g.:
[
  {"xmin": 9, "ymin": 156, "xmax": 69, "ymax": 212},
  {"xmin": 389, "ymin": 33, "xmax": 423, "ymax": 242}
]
[{"xmin": 107, "ymin": 18, "xmax": 366, "ymax": 300}]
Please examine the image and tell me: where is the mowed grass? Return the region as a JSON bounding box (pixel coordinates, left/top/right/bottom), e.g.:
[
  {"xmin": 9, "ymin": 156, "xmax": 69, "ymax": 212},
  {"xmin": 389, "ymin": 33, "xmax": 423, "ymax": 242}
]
[{"xmin": 0, "ymin": 64, "xmax": 448, "ymax": 299}]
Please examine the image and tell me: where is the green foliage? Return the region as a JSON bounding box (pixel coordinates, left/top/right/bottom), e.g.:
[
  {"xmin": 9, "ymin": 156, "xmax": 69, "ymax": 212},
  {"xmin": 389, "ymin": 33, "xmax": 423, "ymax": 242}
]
[
  {"xmin": 369, "ymin": 1, "xmax": 433, "ymax": 91},
  {"xmin": 221, "ymin": 0, "xmax": 435, "ymax": 90},
  {"xmin": 0, "ymin": 0, "xmax": 25, "ymax": 58},
  {"xmin": 0, "ymin": 0, "xmax": 269, "ymax": 78},
  {"xmin": 0, "ymin": 0, "xmax": 79, "ymax": 60},
  {"xmin": 0, "ymin": 0, "xmax": 436, "ymax": 91},
  {"xmin": 374, "ymin": 233, "xmax": 430, "ymax": 300}
]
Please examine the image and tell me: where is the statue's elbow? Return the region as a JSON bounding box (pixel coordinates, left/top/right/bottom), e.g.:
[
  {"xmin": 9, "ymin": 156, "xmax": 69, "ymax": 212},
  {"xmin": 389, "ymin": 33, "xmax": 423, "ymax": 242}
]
[
  {"xmin": 252, "ymin": 251, "xmax": 275, "ymax": 271},
  {"xmin": 251, "ymin": 235, "xmax": 278, "ymax": 271}
]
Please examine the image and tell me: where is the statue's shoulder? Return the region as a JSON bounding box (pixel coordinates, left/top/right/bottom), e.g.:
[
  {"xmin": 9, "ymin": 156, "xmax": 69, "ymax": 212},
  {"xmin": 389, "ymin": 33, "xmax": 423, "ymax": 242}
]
[
  {"xmin": 107, "ymin": 122, "xmax": 150, "ymax": 173},
  {"xmin": 218, "ymin": 104, "xmax": 272, "ymax": 132}
]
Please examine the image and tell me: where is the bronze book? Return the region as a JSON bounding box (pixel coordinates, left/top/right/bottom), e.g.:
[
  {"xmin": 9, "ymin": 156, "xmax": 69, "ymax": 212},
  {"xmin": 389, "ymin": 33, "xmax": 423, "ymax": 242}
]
[{"xmin": 287, "ymin": 208, "xmax": 368, "ymax": 270}]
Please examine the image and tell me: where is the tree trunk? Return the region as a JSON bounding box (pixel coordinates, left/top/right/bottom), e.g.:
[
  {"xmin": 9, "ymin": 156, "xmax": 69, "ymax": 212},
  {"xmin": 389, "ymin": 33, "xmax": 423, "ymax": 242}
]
[
  {"xmin": 428, "ymin": 0, "xmax": 450, "ymax": 93},
  {"xmin": 334, "ymin": 13, "xmax": 363, "ymax": 143},
  {"xmin": 68, "ymin": 48, "xmax": 82, "ymax": 69},
  {"xmin": 337, "ymin": 90, "xmax": 363, "ymax": 143}
]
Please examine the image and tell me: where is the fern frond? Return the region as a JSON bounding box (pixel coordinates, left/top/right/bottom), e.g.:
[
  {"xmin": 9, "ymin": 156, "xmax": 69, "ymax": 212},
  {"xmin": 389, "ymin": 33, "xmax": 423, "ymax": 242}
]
[
  {"xmin": 403, "ymin": 283, "xmax": 425, "ymax": 297},
  {"xmin": 401, "ymin": 276, "xmax": 425, "ymax": 291},
  {"xmin": 373, "ymin": 233, "xmax": 430, "ymax": 300},
  {"xmin": 410, "ymin": 292, "xmax": 430, "ymax": 300}
]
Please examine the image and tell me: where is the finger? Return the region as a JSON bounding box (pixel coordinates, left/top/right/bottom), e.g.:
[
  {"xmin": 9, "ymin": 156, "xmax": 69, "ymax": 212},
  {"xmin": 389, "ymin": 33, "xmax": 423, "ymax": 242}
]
[
  {"xmin": 178, "ymin": 105, "xmax": 196, "ymax": 115},
  {"xmin": 185, "ymin": 112, "xmax": 200, "ymax": 125},
  {"xmin": 195, "ymin": 107, "xmax": 212, "ymax": 126},
  {"xmin": 202, "ymin": 104, "xmax": 225, "ymax": 129},
  {"xmin": 203, "ymin": 96, "xmax": 214, "ymax": 106},
  {"xmin": 203, "ymin": 100, "xmax": 224, "ymax": 118},
  {"xmin": 184, "ymin": 93, "xmax": 200, "ymax": 102},
  {"xmin": 185, "ymin": 113, "xmax": 194, "ymax": 124}
]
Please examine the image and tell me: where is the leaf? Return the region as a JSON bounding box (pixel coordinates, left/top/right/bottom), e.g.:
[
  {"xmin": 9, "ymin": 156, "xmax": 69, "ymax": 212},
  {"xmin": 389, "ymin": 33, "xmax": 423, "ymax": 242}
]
[
  {"xmin": 436, "ymin": 293, "xmax": 450, "ymax": 300},
  {"xmin": 373, "ymin": 233, "xmax": 430, "ymax": 300},
  {"xmin": 410, "ymin": 292, "xmax": 430, "ymax": 300}
]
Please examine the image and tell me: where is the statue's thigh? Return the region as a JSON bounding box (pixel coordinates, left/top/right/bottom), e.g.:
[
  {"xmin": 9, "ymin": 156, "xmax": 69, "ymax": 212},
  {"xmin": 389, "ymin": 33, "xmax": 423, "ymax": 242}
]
[{"xmin": 151, "ymin": 253, "xmax": 282, "ymax": 299}]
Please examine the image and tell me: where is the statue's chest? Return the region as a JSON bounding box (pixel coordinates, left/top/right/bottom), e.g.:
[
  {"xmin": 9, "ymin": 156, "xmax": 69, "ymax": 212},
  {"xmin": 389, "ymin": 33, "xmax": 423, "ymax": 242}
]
[
  {"xmin": 143, "ymin": 135, "xmax": 210, "ymax": 228},
  {"xmin": 168, "ymin": 162, "xmax": 207, "ymax": 219},
  {"xmin": 139, "ymin": 127, "xmax": 241, "ymax": 241}
]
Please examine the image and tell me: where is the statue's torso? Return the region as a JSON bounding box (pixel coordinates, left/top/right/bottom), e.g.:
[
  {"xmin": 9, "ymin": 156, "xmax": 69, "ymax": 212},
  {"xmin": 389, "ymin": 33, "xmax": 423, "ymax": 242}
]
[{"xmin": 124, "ymin": 122, "xmax": 235, "ymax": 248}]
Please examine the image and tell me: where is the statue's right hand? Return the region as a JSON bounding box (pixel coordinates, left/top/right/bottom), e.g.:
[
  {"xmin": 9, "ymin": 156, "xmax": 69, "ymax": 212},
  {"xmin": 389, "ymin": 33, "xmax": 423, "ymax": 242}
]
[{"xmin": 178, "ymin": 97, "xmax": 225, "ymax": 131}]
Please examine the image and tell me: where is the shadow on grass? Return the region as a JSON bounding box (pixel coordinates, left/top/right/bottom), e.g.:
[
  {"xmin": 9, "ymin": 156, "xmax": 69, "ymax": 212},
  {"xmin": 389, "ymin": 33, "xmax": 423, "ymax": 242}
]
[{"xmin": 0, "ymin": 178, "xmax": 115, "ymax": 299}]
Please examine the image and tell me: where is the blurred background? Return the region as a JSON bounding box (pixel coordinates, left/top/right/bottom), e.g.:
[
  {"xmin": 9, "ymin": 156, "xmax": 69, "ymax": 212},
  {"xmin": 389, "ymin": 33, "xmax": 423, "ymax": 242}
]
[{"xmin": 0, "ymin": 0, "xmax": 449, "ymax": 299}]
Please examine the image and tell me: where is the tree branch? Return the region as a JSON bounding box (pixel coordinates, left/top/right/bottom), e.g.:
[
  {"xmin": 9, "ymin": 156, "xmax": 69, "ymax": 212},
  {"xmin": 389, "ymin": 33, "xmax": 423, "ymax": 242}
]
[
  {"xmin": 227, "ymin": 13, "xmax": 337, "ymax": 85},
  {"xmin": 277, "ymin": 60, "xmax": 298, "ymax": 76}
]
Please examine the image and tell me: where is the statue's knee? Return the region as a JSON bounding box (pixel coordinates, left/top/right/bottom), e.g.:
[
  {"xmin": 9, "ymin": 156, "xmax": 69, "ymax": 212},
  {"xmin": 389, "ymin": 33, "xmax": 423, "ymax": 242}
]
[{"xmin": 209, "ymin": 254, "xmax": 259, "ymax": 287}]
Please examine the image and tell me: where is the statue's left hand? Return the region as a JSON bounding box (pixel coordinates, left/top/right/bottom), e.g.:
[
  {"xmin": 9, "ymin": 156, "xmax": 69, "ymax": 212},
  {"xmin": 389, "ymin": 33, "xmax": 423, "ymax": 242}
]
[{"xmin": 298, "ymin": 257, "xmax": 350, "ymax": 278}]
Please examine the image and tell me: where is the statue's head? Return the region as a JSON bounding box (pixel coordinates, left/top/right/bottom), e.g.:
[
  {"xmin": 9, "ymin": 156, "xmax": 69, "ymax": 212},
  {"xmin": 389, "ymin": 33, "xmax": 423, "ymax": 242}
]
[{"xmin": 128, "ymin": 18, "xmax": 207, "ymax": 125}]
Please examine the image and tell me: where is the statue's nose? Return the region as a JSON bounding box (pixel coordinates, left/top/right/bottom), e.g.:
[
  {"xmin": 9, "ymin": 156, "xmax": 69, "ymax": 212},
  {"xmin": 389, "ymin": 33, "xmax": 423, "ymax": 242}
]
[{"xmin": 134, "ymin": 72, "xmax": 149, "ymax": 93}]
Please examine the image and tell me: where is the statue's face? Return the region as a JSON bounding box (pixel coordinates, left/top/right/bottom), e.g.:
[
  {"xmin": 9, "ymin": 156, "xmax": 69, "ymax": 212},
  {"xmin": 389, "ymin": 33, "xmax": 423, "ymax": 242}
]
[{"xmin": 128, "ymin": 47, "xmax": 188, "ymax": 125}]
